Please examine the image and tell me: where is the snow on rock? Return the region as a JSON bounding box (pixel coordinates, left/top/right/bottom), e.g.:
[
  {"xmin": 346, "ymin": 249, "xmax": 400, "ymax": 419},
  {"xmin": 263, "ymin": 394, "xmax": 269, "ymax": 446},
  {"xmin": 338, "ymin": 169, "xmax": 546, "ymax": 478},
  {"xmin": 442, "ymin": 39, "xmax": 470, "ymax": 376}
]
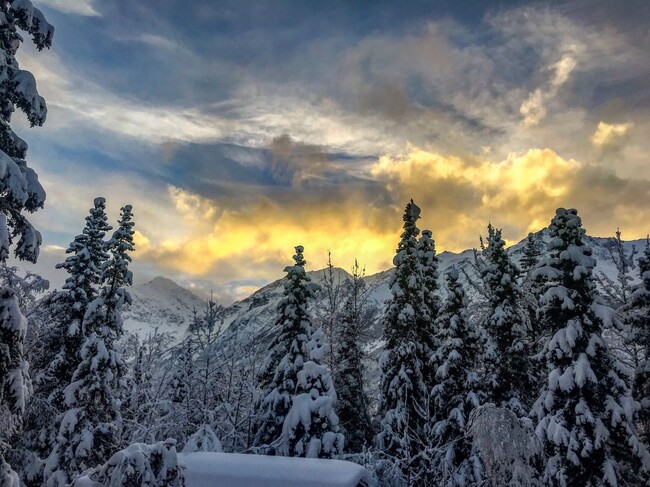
[{"xmin": 181, "ymin": 452, "xmax": 373, "ymax": 487}]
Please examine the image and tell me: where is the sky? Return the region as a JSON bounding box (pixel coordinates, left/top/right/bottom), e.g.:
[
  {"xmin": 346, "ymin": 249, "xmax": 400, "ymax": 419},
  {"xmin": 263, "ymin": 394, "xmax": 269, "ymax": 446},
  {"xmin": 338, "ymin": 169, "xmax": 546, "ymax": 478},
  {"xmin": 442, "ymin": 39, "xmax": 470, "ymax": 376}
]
[{"xmin": 12, "ymin": 0, "xmax": 650, "ymax": 302}]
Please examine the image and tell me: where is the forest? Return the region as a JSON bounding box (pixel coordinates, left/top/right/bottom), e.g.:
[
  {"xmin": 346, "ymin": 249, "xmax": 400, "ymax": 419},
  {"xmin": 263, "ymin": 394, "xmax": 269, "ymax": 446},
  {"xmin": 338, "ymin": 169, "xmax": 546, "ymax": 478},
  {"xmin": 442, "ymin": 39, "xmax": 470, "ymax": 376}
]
[{"xmin": 1, "ymin": 2, "xmax": 650, "ymax": 486}]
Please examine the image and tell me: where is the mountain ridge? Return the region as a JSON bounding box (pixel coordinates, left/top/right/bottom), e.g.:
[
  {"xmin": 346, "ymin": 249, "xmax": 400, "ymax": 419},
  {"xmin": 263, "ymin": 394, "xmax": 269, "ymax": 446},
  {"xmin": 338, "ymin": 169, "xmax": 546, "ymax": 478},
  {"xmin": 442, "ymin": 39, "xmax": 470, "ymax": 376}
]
[{"xmin": 123, "ymin": 232, "xmax": 647, "ymax": 345}]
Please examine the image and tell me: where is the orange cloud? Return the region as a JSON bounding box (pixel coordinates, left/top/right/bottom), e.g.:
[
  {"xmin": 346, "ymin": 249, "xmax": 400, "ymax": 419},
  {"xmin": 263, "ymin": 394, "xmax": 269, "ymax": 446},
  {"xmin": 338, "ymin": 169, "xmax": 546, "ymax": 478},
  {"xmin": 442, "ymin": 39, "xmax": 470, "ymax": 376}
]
[{"xmin": 131, "ymin": 147, "xmax": 650, "ymax": 300}]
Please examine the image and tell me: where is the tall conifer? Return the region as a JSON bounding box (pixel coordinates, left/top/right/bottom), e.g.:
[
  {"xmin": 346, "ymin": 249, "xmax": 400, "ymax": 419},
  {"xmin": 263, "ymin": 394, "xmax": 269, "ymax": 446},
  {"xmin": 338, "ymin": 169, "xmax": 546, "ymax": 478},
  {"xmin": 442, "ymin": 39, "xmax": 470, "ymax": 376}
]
[{"xmin": 532, "ymin": 208, "xmax": 650, "ymax": 486}]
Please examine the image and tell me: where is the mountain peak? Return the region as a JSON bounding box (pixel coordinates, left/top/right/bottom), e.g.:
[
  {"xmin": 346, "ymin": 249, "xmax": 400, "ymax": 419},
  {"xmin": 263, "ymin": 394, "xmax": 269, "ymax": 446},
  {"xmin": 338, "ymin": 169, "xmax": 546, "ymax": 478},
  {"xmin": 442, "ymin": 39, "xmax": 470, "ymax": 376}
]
[{"xmin": 146, "ymin": 276, "xmax": 185, "ymax": 290}]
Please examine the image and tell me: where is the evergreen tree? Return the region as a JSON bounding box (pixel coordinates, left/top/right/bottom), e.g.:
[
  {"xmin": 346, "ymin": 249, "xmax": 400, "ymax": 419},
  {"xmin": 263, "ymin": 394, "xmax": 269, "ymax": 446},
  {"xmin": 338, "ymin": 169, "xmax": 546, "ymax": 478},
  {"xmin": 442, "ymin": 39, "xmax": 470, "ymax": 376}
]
[
  {"xmin": 629, "ymin": 236, "xmax": 650, "ymax": 447},
  {"xmin": 92, "ymin": 204, "xmax": 134, "ymax": 342},
  {"xmin": 416, "ymin": 229, "xmax": 440, "ymax": 405},
  {"xmin": 43, "ymin": 329, "xmax": 125, "ymax": 486},
  {"xmin": 83, "ymin": 440, "xmax": 184, "ymax": 487},
  {"xmin": 430, "ymin": 267, "xmax": 482, "ymax": 486},
  {"xmin": 520, "ymin": 233, "xmax": 547, "ymax": 372},
  {"xmin": 254, "ymin": 246, "xmax": 342, "ymax": 457},
  {"xmin": 0, "ymin": 1, "xmax": 53, "ymax": 480},
  {"xmin": 520, "ymin": 232, "xmax": 542, "ymax": 275},
  {"xmin": 169, "ymin": 338, "xmax": 194, "ymax": 406},
  {"xmin": 20, "ymin": 198, "xmax": 112, "ymax": 480},
  {"xmin": 333, "ymin": 260, "xmax": 374, "ymax": 453},
  {"xmin": 377, "ymin": 200, "xmax": 430, "ymax": 482},
  {"xmin": 40, "ymin": 200, "xmax": 131, "ymax": 486},
  {"xmin": 47, "ymin": 196, "xmax": 111, "ymax": 372},
  {"xmin": 532, "ymin": 208, "xmax": 650, "ymax": 486},
  {"xmin": 254, "ymin": 245, "xmax": 321, "ymax": 449},
  {"xmin": 480, "ymin": 224, "xmax": 533, "ymax": 417},
  {"xmin": 279, "ymin": 327, "xmax": 344, "ymax": 458}
]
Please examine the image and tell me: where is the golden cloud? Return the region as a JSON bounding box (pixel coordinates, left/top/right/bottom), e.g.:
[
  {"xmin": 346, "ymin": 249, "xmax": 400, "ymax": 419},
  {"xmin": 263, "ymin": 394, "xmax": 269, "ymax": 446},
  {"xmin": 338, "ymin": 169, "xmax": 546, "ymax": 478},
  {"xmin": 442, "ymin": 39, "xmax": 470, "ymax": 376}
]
[
  {"xmin": 132, "ymin": 146, "xmax": 650, "ymax": 299},
  {"xmin": 591, "ymin": 121, "xmax": 633, "ymax": 147}
]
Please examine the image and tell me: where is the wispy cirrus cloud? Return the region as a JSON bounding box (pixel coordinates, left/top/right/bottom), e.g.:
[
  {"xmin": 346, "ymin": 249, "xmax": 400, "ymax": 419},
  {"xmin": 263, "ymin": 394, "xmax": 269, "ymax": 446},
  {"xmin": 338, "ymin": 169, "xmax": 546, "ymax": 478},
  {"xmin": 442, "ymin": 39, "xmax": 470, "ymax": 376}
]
[{"xmin": 38, "ymin": 0, "xmax": 100, "ymax": 16}]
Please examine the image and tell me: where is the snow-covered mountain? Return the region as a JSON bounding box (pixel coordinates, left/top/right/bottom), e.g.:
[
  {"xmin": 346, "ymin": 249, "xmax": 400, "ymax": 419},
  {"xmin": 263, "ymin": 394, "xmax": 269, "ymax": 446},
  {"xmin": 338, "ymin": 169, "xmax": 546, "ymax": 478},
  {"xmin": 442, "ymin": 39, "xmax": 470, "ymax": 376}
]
[
  {"xmin": 123, "ymin": 231, "xmax": 645, "ymax": 363},
  {"xmin": 123, "ymin": 276, "xmax": 207, "ymax": 342}
]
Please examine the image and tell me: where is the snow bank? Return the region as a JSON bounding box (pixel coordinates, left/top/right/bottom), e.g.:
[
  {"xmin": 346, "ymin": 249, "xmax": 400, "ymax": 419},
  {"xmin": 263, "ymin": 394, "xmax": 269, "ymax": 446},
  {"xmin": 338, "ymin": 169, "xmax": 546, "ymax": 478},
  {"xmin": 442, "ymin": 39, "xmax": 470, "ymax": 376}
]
[{"xmin": 181, "ymin": 452, "xmax": 372, "ymax": 487}]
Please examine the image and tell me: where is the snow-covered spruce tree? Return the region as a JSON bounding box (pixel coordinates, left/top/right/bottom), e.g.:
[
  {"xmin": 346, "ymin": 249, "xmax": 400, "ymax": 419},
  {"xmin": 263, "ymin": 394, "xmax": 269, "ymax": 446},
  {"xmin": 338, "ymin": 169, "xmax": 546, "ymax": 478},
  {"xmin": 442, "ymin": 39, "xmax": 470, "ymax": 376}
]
[
  {"xmin": 254, "ymin": 245, "xmax": 319, "ymax": 448},
  {"xmin": 629, "ymin": 236, "xmax": 650, "ymax": 447},
  {"xmin": 0, "ymin": 1, "xmax": 53, "ymax": 481},
  {"xmin": 169, "ymin": 338, "xmax": 194, "ymax": 407},
  {"xmin": 188, "ymin": 297, "xmax": 224, "ymax": 426},
  {"xmin": 43, "ymin": 328, "xmax": 126, "ymax": 486},
  {"xmin": 78, "ymin": 439, "xmax": 184, "ymax": 487},
  {"xmin": 20, "ymin": 198, "xmax": 112, "ymax": 482},
  {"xmin": 43, "ymin": 201, "xmax": 131, "ymax": 486},
  {"xmin": 532, "ymin": 208, "xmax": 650, "ymax": 486},
  {"xmin": 333, "ymin": 260, "xmax": 374, "ymax": 453},
  {"xmin": 520, "ymin": 232, "xmax": 542, "ymax": 275},
  {"xmin": 480, "ymin": 224, "xmax": 534, "ymax": 417},
  {"xmin": 254, "ymin": 246, "xmax": 343, "ymax": 458},
  {"xmin": 90, "ymin": 204, "xmax": 134, "ymax": 342},
  {"xmin": 121, "ymin": 339, "xmax": 154, "ymax": 441},
  {"xmin": 43, "ymin": 197, "xmax": 112, "ymax": 388},
  {"xmin": 280, "ymin": 326, "xmax": 344, "ymax": 458},
  {"xmin": 182, "ymin": 424, "xmax": 223, "ymax": 454},
  {"xmin": 377, "ymin": 200, "xmax": 430, "ymax": 482},
  {"xmin": 416, "ymin": 229, "xmax": 440, "ymax": 408},
  {"xmin": 429, "ymin": 266, "xmax": 482, "ymax": 486},
  {"xmin": 520, "ymin": 232, "xmax": 546, "ymax": 363}
]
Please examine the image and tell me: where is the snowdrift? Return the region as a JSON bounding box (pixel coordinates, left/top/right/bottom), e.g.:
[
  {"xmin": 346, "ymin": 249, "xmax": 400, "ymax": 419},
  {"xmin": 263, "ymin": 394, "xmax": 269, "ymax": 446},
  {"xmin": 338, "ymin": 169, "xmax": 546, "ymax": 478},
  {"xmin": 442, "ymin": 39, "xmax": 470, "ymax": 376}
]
[{"xmin": 182, "ymin": 452, "xmax": 373, "ymax": 487}]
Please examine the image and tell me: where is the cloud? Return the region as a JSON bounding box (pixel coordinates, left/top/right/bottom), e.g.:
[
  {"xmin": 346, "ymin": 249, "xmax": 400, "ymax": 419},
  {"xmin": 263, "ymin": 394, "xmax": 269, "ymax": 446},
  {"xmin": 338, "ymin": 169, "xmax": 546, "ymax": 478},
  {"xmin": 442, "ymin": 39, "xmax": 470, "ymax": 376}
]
[
  {"xmin": 591, "ymin": 121, "xmax": 633, "ymax": 148},
  {"xmin": 38, "ymin": 0, "xmax": 100, "ymax": 16},
  {"xmin": 268, "ymin": 134, "xmax": 333, "ymax": 187},
  {"xmin": 371, "ymin": 147, "xmax": 650, "ymax": 247},
  {"xmin": 109, "ymin": 146, "xmax": 650, "ymax": 304},
  {"xmin": 520, "ymin": 54, "xmax": 578, "ymax": 126}
]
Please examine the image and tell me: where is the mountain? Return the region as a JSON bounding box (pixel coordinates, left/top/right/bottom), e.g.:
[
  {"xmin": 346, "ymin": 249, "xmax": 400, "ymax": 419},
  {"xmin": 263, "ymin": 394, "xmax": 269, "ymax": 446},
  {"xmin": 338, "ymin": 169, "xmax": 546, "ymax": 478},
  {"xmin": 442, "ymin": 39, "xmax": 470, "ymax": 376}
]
[
  {"xmin": 123, "ymin": 231, "xmax": 645, "ymax": 379},
  {"xmin": 123, "ymin": 276, "xmax": 207, "ymax": 342}
]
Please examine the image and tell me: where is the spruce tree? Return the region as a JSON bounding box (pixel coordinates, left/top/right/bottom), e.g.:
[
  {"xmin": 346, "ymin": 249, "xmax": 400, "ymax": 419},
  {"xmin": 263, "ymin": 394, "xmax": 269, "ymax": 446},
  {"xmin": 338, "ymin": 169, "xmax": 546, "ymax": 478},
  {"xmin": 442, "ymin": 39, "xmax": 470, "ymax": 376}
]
[
  {"xmin": 629, "ymin": 236, "xmax": 650, "ymax": 447},
  {"xmin": 520, "ymin": 232, "xmax": 546, "ymax": 367},
  {"xmin": 254, "ymin": 245, "xmax": 320, "ymax": 449},
  {"xmin": 43, "ymin": 200, "xmax": 131, "ymax": 486},
  {"xmin": 280, "ymin": 326, "xmax": 344, "ymax": 458},
  {"xmin": 333, "ymin": 260, "xmax": 373, "ymax": 453},
  {"xmin": 43, "ymin": 330, "xmax": 125, "ymax": 486},
  {"xmin": 0, "ymin": 1, "xmax": 53, "ymax": 480},
  {"xmin": 532, "ymin": 208, "xmax": 650, "ymax": 486},
  {"xmin": 520, "ymin": 232, "xmax": 542, "ymax": 275},
  {"xmin": 430, "ymin": 267, "xmax": 482, "ymax": 486},
  {"xmin": 377, "ymin": 200, "xmax": 430, "ymax": 482},
  {"xmin": 416, "ymin": 229, "xmax": 440, "ymax": 406},
  {"xmin": 93, "ymin": 204, "xmax": 134, "ymax": 342},
  {"xmin": 21, "ymin": 198, "xmax": 112, "ymax": 479},
  {"xmin": 480, "ymin": 224, "xmax": 533, "ymax": 417}
]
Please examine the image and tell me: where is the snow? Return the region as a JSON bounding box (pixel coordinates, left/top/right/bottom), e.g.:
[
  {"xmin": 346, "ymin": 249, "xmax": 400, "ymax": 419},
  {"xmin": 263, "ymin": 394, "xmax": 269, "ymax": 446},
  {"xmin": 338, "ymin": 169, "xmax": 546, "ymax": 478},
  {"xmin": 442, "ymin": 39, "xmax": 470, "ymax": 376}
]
[
  {"xmin": 182, "ymin": 425, "xmax": 223, "ymax": 453},
  {"xmin": 181, "ymin": 452, "xmax": 373, "ymax": 487}
]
